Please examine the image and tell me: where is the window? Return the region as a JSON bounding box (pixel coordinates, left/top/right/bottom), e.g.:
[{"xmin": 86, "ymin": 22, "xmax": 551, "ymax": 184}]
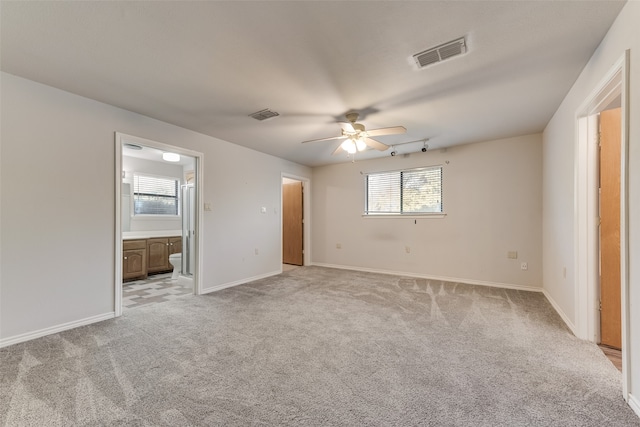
[
  {"xmin": 133, "ymin": 174, "xmax": 179, "ymax": 215},
  {"xmin": 365, "ymin": 166, "xmax": 442, "ymax": 215}
]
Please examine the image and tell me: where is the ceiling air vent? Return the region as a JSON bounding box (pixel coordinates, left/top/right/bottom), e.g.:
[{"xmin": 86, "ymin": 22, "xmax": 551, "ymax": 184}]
[
  {"xmin": 249, "ymin": 108, "xmax": 280, "ymax": 121},
  {"xmin": 413, "ymin": 37, "xmax": 467, "ymax": 69}
]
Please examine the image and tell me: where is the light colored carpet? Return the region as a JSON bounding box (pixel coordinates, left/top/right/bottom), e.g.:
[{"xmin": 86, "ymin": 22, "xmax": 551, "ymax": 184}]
[{"xmin": 1, "ymin": 266, "xmax": 637, "ymax": 426}]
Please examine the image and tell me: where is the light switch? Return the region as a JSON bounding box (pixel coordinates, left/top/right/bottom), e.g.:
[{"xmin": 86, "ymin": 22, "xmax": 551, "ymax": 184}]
[
  {"xmin": 261, "ymin": 207, "xmax": 267, "ymax": 214},
  {"xmin": 204, "ymin": 203, "xmax": 212, "ymax": 211}
]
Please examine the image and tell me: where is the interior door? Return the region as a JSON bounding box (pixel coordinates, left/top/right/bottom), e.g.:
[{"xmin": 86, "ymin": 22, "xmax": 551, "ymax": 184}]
[
  {"xmin": 283, "ymin": 181, "xmax": 303, "ymax": 266},
  {"xmin": 599, "ymin": 107, "xmax": 621, "ymax": 349}
]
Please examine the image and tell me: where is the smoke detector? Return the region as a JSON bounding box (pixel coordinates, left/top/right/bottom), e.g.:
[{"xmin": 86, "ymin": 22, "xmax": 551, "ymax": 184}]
[{"xmin": 413, "ymin": 37, "xmax": 467, "ymax": 69}]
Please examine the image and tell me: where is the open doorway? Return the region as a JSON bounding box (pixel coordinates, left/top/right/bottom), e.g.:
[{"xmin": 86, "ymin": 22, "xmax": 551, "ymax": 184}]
[
  {"xmin": 115, "ymin": 133, "xmax": 203, "ymax": 316},
  {"xmin": 599, "ymin": 107, "xmax": 622, "ymax": 348},
  {"xmin": 281, "ymin": 174, "xmax": 310, "ymax": 271},
  {"xmin": 575, "ymin": 51, "xmax": 629, "ymax": 397},
  {"xmin": 282, "ymin": 177, "xmax": 304, "ymax": 268}
]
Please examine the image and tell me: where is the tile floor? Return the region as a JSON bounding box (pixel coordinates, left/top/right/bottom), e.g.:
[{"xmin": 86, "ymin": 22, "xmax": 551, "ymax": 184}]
[
  {"xmin": 124, "ymin": 266, "xmax": 299, "ymax": 309},
  {"xmin": 123, "ymin": 273, "xmax": 193, "ymax": 309}
]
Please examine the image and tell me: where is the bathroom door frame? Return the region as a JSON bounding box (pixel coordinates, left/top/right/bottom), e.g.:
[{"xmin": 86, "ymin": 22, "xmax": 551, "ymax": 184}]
[{"xmin": 114, "ymin": 132, "xmax": 204, "ymax": 317}]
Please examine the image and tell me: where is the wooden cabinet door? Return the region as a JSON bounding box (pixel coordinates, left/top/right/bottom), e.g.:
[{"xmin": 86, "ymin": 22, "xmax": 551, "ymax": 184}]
[
  {"xmin": 169, "ymin": 237, "xmax": 182, "ymax": 255},
  {"xmin": 123, "ymin": 249, "xmax": 147, "ymax": 280},
  {"xmin": 147, "ymin": 238, "xmax": 169, "ymax": 273}
]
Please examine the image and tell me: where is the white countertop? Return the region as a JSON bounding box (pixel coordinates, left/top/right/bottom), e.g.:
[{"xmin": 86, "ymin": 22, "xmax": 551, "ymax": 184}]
[{"xmin": 123, "ymin": 230, "xmax": 182, "ymax": 240}]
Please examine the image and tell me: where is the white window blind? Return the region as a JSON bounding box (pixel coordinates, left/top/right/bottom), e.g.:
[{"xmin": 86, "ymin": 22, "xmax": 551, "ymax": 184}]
[
  {"xmin": 133, "ymin": 174, "xmax": 179, "ymax": 215},
  {"xmin": 365, "ymin": 166, "xmax": 442, "ymax": 215}
]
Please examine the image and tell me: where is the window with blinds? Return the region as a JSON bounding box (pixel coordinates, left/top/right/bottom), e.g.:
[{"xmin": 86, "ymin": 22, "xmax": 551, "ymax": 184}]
[
  {"xmin": 365, "ymin": 166, "xmax": 442, "ymax": 215},
  {"xmin": 133, "ymin": 174, "xmax": 179, "ymax": 215}
]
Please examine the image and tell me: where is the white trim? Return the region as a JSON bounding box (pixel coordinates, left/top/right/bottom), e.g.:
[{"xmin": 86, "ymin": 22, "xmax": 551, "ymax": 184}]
[
  {"xmin": 200, "ymin": 270, "xmax": 281, "ymax": 294},
  {"xmin": 628, "ymin": 394, "xmax": 640, "ymax": 418},
  {"xmin": 362, "ymin": 213, "xmax": 446, "ymax": 219},
  {"xmin": 574, "ymin": 57, "xmax": 624, "ymax": 341},
  {"xmin": 281, "ymin": 173, "xmax": 311, "ymax": 267},
  {"xmin": 0, "ymin": 312, "xmax": 115, "ymax": 348},
  {"xmin": 619, "ymin": 49, "xmax": 631, "ymax": 400},
  {"xmin": 115, "ymin": 132, "xmax": 205, "ymax": 316},
  {"xmin": 542, "ymin": 289, "xmax": 577, "ymax": 335},
  {"xmin": 115, "ymin": 136, "xmax": 123, "ymax": 316},
  {"xmin": 311, "ymin": 262, "xmax": 542, "ymax": 293},
  {"xmin": 573, "ymin": 51, "xmax": 630, "ymax": 399}
]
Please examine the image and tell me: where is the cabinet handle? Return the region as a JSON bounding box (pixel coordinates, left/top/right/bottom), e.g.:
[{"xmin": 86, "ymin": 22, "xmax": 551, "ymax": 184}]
[
  {"xmin": 166, "ymin": 243, "xmax": 169, "ymax": 246},
  {"xmin": 124, "ymin": 257, "xmax": 128, "ymax": 260}
]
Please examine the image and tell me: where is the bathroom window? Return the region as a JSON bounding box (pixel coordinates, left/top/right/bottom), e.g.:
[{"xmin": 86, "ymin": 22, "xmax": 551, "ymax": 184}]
[
  {"xmin": 364, "ymin": 165, "xmax": 443, "ymax": 215},
  {"xmin": 133, "ymin": 174, "xmax": 179, "ymax": 215}
]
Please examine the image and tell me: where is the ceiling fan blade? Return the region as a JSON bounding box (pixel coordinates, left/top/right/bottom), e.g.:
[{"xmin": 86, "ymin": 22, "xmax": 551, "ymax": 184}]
[
  {"xmin": 331, "ymin": 145, "xmax": 344, "ymax": 155},
  {"xmin": 364, "ymin": 137, "xmax": 389, "ymax": 151},
  {"xmin": 301, "ymin": 135, "xmax": 347, "ymax": 144},
  {"xmin": 366, "ymin": 126, "xmax": 407, "ymax": 137}
]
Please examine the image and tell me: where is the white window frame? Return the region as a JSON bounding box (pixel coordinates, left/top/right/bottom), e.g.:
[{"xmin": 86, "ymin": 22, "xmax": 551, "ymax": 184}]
[{"xmin": 363, "ymin": 165, "xmax": 445, "ymax": 218}]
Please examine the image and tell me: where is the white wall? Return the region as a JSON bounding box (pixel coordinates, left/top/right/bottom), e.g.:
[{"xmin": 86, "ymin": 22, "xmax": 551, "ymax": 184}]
[
  {"xmin": 122, "ymin": 156, "xmax": 183, "ymax": 232},
  {"xmin": 542, "ymin": 0, "xmax": 639, "ymax": 405},
  {"xmin": 0, "ymin": 72, "xmax": 311, "ymax": 342},
  {"xmin": 312, "ymin": 134, "xmax": 542, "ymax": 289}
]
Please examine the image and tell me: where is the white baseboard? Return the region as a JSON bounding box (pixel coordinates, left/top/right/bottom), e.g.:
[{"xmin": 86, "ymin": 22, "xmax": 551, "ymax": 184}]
[
  {"xmin": 0, "ymin": 312, "xmax": 115, "ymax": 349},
  {"xmin": 541, "ymin": 288, "xmax": 577, "ymax": 335},
  {"xmin": 200, "ymin": 270, "xmax": 281, "ymax": 295},
  {"xmin": 310, "ymin": 262, "xmax": 543, "ymax": 293},
  {"xmin": 627, "ymin": 394, "xmax": 640, "ymax": 418}
]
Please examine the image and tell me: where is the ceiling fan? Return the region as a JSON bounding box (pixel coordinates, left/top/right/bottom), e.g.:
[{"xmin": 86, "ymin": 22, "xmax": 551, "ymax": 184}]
[{"xmin": 301, "ymin": 112, "xmax": 406, "ymax": 155}]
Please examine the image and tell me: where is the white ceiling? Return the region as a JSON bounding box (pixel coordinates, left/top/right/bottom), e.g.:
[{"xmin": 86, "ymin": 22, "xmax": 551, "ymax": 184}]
[{"xmin": 1, "ymin": 1, "xmax": 626, "ymax": 167}]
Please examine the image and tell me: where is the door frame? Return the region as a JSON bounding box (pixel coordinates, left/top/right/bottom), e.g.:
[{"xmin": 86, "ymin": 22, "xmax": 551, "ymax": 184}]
[
  {"xmin": 574, "ymin": 51, "xmax": 629, "ymax": 397},
  {"xmin": 281, "ymin": 173, "xmax": 311, "ymax": 267},
  {"xmin": 114, "ymin": 132, "xmax": 204, "ymax": 316}
]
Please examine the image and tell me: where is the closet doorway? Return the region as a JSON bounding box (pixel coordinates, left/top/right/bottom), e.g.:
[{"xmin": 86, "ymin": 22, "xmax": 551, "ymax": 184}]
[
  {"xmin": 282, "ymin": 178, "xmax": 303, "ymax": 266},
  {"xmin": 281, "ymin": 174, "xmax": 310, "ymax": 268}
]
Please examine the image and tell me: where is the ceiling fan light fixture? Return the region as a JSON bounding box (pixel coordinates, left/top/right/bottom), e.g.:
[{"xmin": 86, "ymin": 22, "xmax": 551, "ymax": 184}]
[
  {"xmin": 341, "ymin": 139, "xmax": 357, "ymax": 154},
  {"xmin": 355, "ymin": 138, "xmax": 367, "ymax": 151}
]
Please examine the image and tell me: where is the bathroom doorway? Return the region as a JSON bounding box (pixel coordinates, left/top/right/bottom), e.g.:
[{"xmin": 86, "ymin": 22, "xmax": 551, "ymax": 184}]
[{"xmin": 115, "ymin": 133, "xmax": 203, "ymax": 316}]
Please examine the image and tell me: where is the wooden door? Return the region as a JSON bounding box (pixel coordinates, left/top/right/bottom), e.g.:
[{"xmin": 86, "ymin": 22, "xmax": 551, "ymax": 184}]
[
  {"xmin": 283, "ymin": 181, "xmax": 303, "ymax": 265},
  {"xmin": 600, "ymin": 107, "xmax": 621, "ymax": 349}
]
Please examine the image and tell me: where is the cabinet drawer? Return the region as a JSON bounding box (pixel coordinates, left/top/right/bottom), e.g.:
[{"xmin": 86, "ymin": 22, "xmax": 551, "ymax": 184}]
[{"xmin": 123, "ymin": 239, "xmax": 146, "ymax": 250}]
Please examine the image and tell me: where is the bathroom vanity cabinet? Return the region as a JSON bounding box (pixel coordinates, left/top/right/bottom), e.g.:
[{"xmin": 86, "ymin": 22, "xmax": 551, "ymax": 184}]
[
  {"xmin": 123, "ymin": 236, "xmax": 181, "ymax": 281},
  {"xmin": 122, "ymin": 239, "xmax": 147, "ymax": 281}
]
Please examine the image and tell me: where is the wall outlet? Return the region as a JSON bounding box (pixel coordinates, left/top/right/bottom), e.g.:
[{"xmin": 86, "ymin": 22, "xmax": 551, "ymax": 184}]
[
  {"xmin": 521, "ymin": 262, "xmax": 528, "ymax": 271},
  {"xmin": 405, "ymin": 246, "xmax": 411, "ymax": 254},
  {"xmin": 507, "ymin": 251, "xmax": 518, "ymax": 259},
  {"xmin": 336, "ymin": 243, "xmax": 342, "ymax": 249},
  {"xmin": 204, "ymin": 203, "xmax": 212, "ymax": 211}
]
